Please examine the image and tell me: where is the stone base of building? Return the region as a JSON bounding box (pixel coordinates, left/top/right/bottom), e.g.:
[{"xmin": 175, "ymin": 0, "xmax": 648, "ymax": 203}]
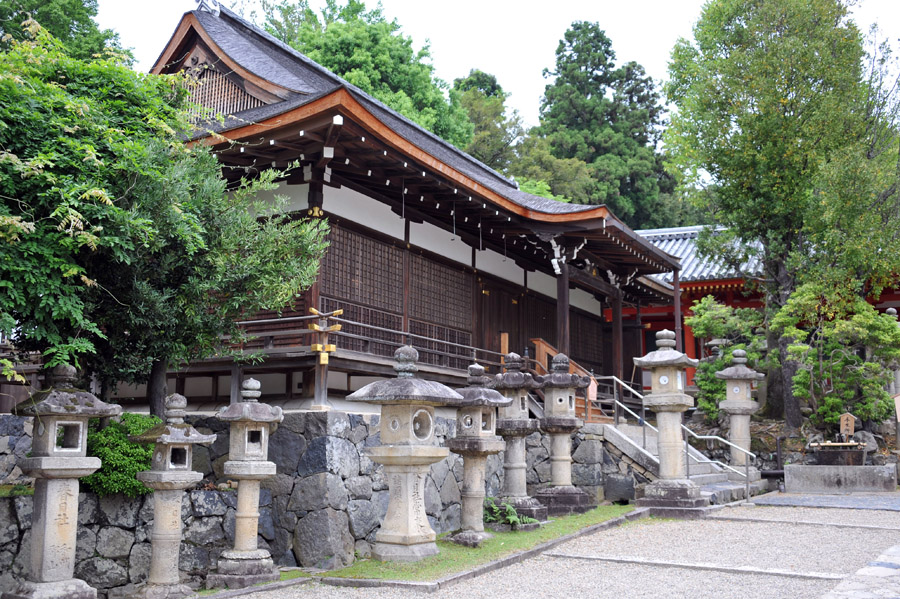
[
  {"xmin": 636, "ymin": 479, "xmax": 711, "ymax": 518},
  {"xmin": 503, "ymin": 496, "xmax": 548, "ymax": 522},
  {"xmin": 446, "ymin": 529, "xmax": 493, "ymax": 548},
  {"xmin": 534, "ymin": 485, "xmax": 596, "ymax": 517},
  {"xmin": 126, "ymin": 582, "xmax": 197, "ymax": 599},
  {"xmin": 206, "ymin": 551, "xmax": 280, "ymax": 589},
  {"xmin": 372, "ymin": 541, "xmax": 439, "ymax": 562},
  {"xmin": 2, "ymin": 578, "xmax": 97, "ymax": 599}
]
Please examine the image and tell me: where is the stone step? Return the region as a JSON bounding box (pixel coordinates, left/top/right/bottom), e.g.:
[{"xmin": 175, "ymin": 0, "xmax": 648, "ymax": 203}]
[
  {"xmin": 700, "ymin": 479, "xmax": 770, "ymax": 505},
  {"xmin": 689, "ymin": 472, "xmax": 729, "ymax": 485}
]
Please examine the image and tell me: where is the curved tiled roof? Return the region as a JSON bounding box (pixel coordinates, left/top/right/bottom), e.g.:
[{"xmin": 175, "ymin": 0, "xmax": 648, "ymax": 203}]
[
  {"xmin": 638, "ymin": 225, "xmax": 762, "ymax": 284},
  {"xmin": 188, "ymin": 7, "xmax": 596, "ymax": 217}
]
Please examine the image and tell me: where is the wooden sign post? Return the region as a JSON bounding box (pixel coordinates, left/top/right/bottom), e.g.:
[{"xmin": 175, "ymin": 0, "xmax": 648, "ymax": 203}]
[{"xmin": 839, "ymin": 412, "xmax": 855, "ymax": 442}]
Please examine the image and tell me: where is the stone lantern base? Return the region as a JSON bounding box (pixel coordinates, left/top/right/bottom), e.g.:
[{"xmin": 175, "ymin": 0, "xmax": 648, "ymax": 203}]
[
  {"xmin": 206, "ymin": 550, "xmax": 280, "ymax": 589},
  {"xmin": 447, "ymin": 529, "xmax": 492, "ymax": 548},
  {"xmin": 534, "ymin": 485, "xmax": 595, "ymax": 517},
  {"xmin": 636, "ymin": 479, "xmax": 712, "ymax": 519},
  {"xmin": 3, "ymin": 578, "xmax": 97, "ymax": 599},
  {"xmin": 502, "ymin": 496, "xmax": 548, "ymax": 522},
  {"xmin": 127, "ymin": 582, "xmax": 197, "ymax": 599}
]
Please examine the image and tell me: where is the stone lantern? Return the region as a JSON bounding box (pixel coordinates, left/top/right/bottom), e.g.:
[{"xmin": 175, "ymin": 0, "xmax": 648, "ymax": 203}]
[
  {"xmin": 445, "ymin": 363, "xmax": 511, "ymax": 547},
  {"xmin": 347, "ymin": 346, "xmax": 462, "ymax": 562},
  {"xmin": 207, "ymin": 378, "xmax": 284, "ymax": 589},
  {"xmin": 493, "ymin": 353, "xmax": 547, "ymax": 522},
  {"xmin": 535, "ymin": 354, "xmax": 595, "ymax": 516},
  {"xmin": 129, "ymin": 394, "xmax": 215, "ymax": 599},
  {"xmin": 4, "ymin": 365, "xmax": 121, "ymax": 599},
  {"xmin": 633, "ymin": 330, "xmax": 709, "ymax": 516},
  {"xmin": 716, "ymin": 349, "xmax": 763, "ymax": 480}
]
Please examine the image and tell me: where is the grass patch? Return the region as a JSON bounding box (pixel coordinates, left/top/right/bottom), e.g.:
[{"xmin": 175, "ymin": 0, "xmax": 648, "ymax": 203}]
[
  {"xmin": 321, "ymin": 504, "xmax": 633, "ymax": 581},
  {"xmin": 0, "ymin": 484, "xmax": 32, "ymax": 498}
]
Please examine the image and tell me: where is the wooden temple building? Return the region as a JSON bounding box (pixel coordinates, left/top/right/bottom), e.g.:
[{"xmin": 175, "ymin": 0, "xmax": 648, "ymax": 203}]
[{"xmin": 1, "ymin": 3, "xmax": 684, "ymax": 413}]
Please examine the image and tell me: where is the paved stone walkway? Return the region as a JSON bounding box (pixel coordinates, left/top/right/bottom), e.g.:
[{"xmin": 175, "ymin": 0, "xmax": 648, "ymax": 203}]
[
  {"xmin": 228, "ymin": 494, "xmax": 900, "ymax": 599},
  {"xmin": 751, "ymin": 490, "xmax": 900, "ymax": 511}
]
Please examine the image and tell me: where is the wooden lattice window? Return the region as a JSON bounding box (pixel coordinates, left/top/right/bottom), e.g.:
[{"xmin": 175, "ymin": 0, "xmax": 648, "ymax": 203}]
[
  {"xmin": 571, "ymin": 311, "xmax": 603, "ymax": 372},
  {"xmin": 409, "ymin": 254, "xmax": 472, "ymax": 331},
  {"xmin": 321, "ymin": 227, "xmax": 403, "ymax": 313},
  {"xmin": 187, "ymin": 67, "xmax": 264, "ymax": 118}
]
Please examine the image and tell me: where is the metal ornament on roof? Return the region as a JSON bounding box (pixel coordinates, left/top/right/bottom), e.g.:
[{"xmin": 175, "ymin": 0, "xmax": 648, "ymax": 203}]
[{"xmin": 196, "ymin": 0, "xmax": 221, "ymax": 16}]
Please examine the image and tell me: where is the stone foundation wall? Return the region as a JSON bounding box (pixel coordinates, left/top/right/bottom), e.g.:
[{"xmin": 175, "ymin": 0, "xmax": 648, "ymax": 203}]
[{"xmin": 0, "ymin": 413, "xmax": 608, "ymax": 596}]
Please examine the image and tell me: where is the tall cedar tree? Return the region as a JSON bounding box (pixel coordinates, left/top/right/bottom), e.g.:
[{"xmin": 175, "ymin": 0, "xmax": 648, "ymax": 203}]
[
  {"xmin": 537, "ymin": 22, "xmax": 665, "ymax": 225},
  {"xmin": 0, "ymin": 21, "xmax": 329, "ymax": 416},
  {"xmin": 666, "ymin": 0, "xmax": 900, "ymax": 430}
]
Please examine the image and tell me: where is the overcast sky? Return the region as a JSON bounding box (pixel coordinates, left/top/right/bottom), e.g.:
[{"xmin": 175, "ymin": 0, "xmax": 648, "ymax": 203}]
[{"xmin": 96, "ymin": 0, "xmax": 900, "ymax": 128}]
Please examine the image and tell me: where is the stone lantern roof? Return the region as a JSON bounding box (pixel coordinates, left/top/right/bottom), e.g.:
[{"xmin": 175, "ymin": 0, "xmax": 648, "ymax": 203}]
[
  {"xmin": 633, "ymin": 330, "xmax": 699, "ymax": 369},
  {"xmin": 131, "ymin": 393, "xmax": 216, "ymax": 446},
  {"xmin": 451, "ymin": 364, "xmax": 512, "ymax": 408},
  {"xmin": 13, "ymin": 365, "xmax": 121, "ymax": 418},
  {"xmin": 492, "ymin": 352, "xmax": 544, "ymax": 390},
  {"xmin": 347, "ymin": 346, "xmax": 463, "ymax": 406},
  {"xmin": 715, "ymin": 350, "xmax": 764, "ymax": 381},
  {"xmin": 217, "ymin": 378, "xmax": 284, "ymax": 423},
  {"xmin": 540, "ymin": 354, "xmax": 590, "ymax": 390}
]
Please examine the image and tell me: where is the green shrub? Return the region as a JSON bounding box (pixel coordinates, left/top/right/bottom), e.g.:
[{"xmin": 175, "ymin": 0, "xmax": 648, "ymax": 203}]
[
  {"xmin": 483, "ymin": 497, "xmax": 537, "ymax": 529},
  {"xmin": 82, "ymin": 413, "xmax": 160, "ymax": 497}
]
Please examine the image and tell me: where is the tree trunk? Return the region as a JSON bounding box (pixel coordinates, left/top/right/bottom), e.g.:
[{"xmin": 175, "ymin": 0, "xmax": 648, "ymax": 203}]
[
  {"xmin": 764, "ymin": 327, "xmax": 784, "ymax": 419},
  {"xmin": 770, "ymin": 260, "xmax": 801, "ymax": 434},
  {"xmin": 148, "ymin": 358, "xmax": 168, "ymax": 419},
  {"xmin": 778, "ymin": 334, "xmax": 802, "ymax": 433}
]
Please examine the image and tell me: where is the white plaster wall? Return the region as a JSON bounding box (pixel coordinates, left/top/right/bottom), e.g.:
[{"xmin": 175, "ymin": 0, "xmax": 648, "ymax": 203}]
[
  {"xmin": 570, "ymin": 287, "xmax": 604, "ymax": 316},
  {"xmin": 528, "ymin": 270, "xmax": 558, "ymax": 300},
  {"xmin": 475, "ymin": 247, "xmax": 524, "ymax": 285},
  {"xmin": 324, "ymin": 185, "xmax": 404, "ymax": 240},
  {"xmin": 409, "ymin": 218, "xmax": 471, "ymax": 265},
  {"xmin": 250, "ymin": 183, "xmax": 309, "ymax": 214}
]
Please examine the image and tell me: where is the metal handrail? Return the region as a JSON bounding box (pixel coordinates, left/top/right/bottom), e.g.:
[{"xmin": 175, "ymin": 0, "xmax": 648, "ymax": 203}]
[{"xmin": 604, "ymin": 374, "xmax": 757, "ymax": 499}]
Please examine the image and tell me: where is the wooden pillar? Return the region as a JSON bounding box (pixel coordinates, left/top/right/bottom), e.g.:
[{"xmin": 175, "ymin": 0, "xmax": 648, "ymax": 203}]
[
  {"xmin": 229, "ymin": 364, "xmax": 242, "ymax": 405},
  {"xmin": 556, "ymin": 265, "xmax": 570, "ymax": 356},
  {"xmin": 402, "ymin": 220, "xmax": 411, "ymax": 336},
  {"xmin": 674, "ymin": 268, "xmax": 683, "ymax": 353},
  {"xmin": 210, "ymin": 375, "xmax": 219, "ymax": 403},
  {"xmin": 612, "ymin": 291, "xmax": 623, "ymax": 382},
  {"xmin": 304, "ymin": 172, "xmax": 325, "ymax": 314}
]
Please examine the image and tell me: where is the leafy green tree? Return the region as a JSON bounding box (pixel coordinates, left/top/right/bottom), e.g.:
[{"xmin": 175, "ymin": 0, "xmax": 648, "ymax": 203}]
[
  {"xmin": 0, "ymin": 21, "xmax": 329, "ymax": 415},
  {"xmin": 773, "ymin": 284, "xmax": 900, "ymax": 431},
  {"xmin": 453, "ymin": 70, "xmax": 523, "ymax": 172},
  {"xmin": 0, "ymin": 0, "xmax": 124, "ymax": 60},
  {"xmin": 666, "ymin": 0, "xmax": 900, "ymax": 430},
  {"xmin": 537, "ymin": 22, "xmax": 665, "ymax": 225},
  {"xmin": 261, "ymin": 0, "xmax": 472, "ymax": 148},
  {"xmin": 509, "ymin": 135, "xmax": 596, "ymax": 203},
  {"xmin": 685, "ymin": 296, "xmax": 764, "ymax": 421}
]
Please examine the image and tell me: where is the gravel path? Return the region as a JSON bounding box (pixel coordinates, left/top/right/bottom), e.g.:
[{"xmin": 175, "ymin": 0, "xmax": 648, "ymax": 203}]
[
  {"xmin": 229, "ymin": 505, "xmax": 898, "ymax": 599},
  {"xmin": 710, "ymin": 504, "xmax": 900, "ymax": 529}
]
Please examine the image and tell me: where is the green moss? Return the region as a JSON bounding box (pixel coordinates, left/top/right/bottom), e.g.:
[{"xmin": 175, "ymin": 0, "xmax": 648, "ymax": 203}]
[
  {"xmin": 321, "ymin": 504, "xmax": 634, "ymax": 581},
  {"xmin": 0, "ymin": 484, "xmax": 33, "ymax": 497}
]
